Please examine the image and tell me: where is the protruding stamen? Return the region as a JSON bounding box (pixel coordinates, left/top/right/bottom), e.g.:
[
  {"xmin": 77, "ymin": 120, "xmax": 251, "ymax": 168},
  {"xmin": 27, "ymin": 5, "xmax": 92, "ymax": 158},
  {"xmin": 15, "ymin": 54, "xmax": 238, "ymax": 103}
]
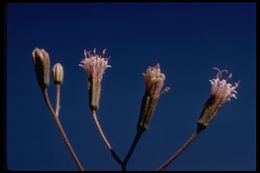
[
  {"xmin": 102, "ymin": 49, "xmax": 106, "ymax": 55},
  {"xmin": 160, "ymin": 87, "xmax": 170, "ymax": 95},
  {"xmin": 209, "ymin": 67, "xmax": 239, "ymax": 104},
  {"xmin": 227, "ymin": 73, "xmax": 232, "ymax": 81}
]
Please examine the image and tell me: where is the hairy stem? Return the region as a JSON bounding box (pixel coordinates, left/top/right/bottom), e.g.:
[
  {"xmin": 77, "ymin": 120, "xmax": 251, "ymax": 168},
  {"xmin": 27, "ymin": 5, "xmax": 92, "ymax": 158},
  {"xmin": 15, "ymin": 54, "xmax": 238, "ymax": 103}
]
[{"xmin": 42, "ymin": 88, "xmax": 85, "ymax": 171}]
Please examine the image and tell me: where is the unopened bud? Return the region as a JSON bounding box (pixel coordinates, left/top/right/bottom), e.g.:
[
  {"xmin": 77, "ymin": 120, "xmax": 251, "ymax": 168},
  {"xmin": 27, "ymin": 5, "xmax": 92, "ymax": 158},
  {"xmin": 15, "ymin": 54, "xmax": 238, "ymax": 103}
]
[
  {"xmin": 32, "ymin": 48, "xmax": 50, "ymax": 89},
  {"xmin": 52, "ymin": 63, "xmax": 64, "ymax": 85}
]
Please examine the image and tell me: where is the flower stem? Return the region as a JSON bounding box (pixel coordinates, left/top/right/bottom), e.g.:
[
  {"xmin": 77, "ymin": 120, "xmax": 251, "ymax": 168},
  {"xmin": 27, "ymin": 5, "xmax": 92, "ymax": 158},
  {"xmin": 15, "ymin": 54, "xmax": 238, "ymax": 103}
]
[
  {"xmin": 42, "ymin": 88, "xmax": 85, "ymax": 171},
  {"xmin": 121, "ymin": 128, "xmax": 144, "ymax": 171},
  {"xmin": 91, "ymin": 110, "xmax": 123, "ymax": 166},
  {"xmin": 55, "ymin": 84, "xmax": 61, "ymax": 116},
  {"xmin": 157, "ymin": 127, "xmax": 203, "ymax": 171}
]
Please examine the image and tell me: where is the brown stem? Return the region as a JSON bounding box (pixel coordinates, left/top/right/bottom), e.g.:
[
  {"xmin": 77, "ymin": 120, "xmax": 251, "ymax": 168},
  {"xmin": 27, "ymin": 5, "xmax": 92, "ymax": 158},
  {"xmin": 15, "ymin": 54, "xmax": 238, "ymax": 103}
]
[
  {"xmin": 42, "ymin": 88, "xmax": 85, "ymax": 171},
  {"xmin": 157, "ymin": 127, "xmax": 203, "ymax": 171},
  {"xmin": 121, "ymin": 128, "xmax": 144, "ymax": 171},
  {"xmin": 55, "ymin": 84, "xmax": 61, "ymax": 116},
  {"xmin": 91, "ymin": 110, "xmax": 123, "ymax": 166}
]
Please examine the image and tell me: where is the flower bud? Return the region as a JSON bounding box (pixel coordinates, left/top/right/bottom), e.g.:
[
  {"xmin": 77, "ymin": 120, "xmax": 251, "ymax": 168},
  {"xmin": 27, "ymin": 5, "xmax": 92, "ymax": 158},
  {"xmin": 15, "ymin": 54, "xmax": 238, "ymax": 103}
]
[
  {"xmin": 137, "ymin": 64, "xmax": 166, "ymax": 131},
  {"xmin": 52, "ymin": 63, "xmax": 64, "ymax": 85},
  {"xmin": 32, "ymin": 48, "xmax": 50, "ymax": 89}
]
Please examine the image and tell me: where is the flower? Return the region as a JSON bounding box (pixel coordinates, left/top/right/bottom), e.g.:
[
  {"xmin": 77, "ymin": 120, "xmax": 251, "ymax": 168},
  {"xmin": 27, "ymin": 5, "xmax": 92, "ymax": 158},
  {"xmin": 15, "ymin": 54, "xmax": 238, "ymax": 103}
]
[
  {"xmin": 143, "ymin": 64, "xmax": 166, "ymax": 95},
  {"xmin": 79, "ymin": 48, "xmax": 111, "ymax": 111},
  {"xmin": 79, "ymin": 48, "xmax": 111, "ymax": 81},
  {"xmin": 137, "ymin": 64, "xmax": 166, "ymax": 131},
  {"xmin": 197, "ymin": 67, "xmax": 240, "ymax": 129},
  {"xmin": 209, "ymin": 67, "xmax": 240, "ymax": 104},
  {"xmin": 32, "ymin": 48, "xmax": 50, "ymax": 89}
]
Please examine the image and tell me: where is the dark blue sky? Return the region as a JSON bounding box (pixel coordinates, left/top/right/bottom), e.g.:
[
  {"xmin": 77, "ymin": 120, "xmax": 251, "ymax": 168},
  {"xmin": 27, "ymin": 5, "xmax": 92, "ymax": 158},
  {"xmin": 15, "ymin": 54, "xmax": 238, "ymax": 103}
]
[{"xmin": 7, "ymin": 3, "xmax": 256, "ymax": 171}]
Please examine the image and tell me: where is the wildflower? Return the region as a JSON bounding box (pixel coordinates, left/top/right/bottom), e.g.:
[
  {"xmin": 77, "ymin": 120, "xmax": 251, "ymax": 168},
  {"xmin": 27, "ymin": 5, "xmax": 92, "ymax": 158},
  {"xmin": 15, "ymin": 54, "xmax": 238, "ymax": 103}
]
[
  {"xmin": 137, "ymin": 64, "xmax": 166, "ymax": 131},
  {"xmin": 197, "ymin": 67, "xmax": 240, "ymax": 129},
  {"xmin": 79, "ymin": 48, "xmax": 111, "ymax": 111},
  {"xmin": 52, "ymin": 63, "xmax": 64, "ymax": 85},
  {"xmin": 32, "ymin": 48, "xmax": 50, "ymax": 90}
]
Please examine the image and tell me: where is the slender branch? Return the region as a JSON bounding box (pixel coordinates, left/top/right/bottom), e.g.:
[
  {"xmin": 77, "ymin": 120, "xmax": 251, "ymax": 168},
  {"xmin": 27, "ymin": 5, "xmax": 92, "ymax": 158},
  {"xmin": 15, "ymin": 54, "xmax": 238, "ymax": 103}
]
[
  {"xmin": 55, "ymin": 84, "xmax": 61, "ymax": 116},
  {"xmin": 121, "ymin": 128, "xmax": 144, "ymax": 171},
  {"xmin": 91, "ymin": 110, "xmax": 123, "ymax": 166},
  {"xmin": 42, "ymin": 88, "xmax": 85, "ymax": 171},
  {"xmin": 157, "ymin": 127, "xmax": 203, "ymax": 171}
]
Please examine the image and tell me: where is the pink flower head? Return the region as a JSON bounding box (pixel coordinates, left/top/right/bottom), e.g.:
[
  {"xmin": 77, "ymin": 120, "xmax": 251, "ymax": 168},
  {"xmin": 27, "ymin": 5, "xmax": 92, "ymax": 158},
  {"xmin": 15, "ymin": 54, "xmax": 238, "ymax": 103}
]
[
  {"xmin": 209, "ymin": 67, "xmax": 240, "ymax": 104},
  {"xmin": 79, "ymin": 48, "xmax": 111, "ymax": 81},
  {"xmin": 197, "ymin": 67, "xmax": 240, "ymax": 129},
  {"xmin": 143, "ymin": 64, "xmax": 165, "ymax": 95}
]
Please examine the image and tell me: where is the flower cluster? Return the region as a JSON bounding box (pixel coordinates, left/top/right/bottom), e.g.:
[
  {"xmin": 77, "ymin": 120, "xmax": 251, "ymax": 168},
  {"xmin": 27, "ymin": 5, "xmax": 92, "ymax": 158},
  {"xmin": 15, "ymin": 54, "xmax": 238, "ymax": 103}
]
[{"xmin": 32, "ymin": 45, "xmax": 242, "ymax": 171}]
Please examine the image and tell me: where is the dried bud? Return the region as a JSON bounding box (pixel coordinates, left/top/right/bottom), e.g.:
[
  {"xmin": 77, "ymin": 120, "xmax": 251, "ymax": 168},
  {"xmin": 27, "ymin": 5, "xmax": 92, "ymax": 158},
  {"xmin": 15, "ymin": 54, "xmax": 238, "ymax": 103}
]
[
  {"xmin": 52, "ymin": 63, "xmax": 64, "ymax": 85},
  {"xmin": 32, "ymin": 48, "xmax": 50, "ymax": 89},
  {"xmin": 79, "ymin": 48, "xmax": 111, "ymax": 111},
  {"xmin": 197, "ymin": 67, "xmax": 240, "ymax": 129},
  {"xmin": 137, "ymin": 64, "xmax": 166, "ymax": 131}
]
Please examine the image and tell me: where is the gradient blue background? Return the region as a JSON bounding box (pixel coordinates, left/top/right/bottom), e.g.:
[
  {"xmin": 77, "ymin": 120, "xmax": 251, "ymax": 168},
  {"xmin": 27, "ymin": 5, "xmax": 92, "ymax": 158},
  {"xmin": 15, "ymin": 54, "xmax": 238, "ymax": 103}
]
[{"xmin": 7, "ymin": 3, "xmax": 256, "ymax": 171}]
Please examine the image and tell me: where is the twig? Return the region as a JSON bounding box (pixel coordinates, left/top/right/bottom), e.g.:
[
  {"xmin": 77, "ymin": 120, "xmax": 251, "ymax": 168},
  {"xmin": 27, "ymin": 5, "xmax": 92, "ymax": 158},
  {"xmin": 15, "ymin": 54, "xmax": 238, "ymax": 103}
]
[
  {"xmin": 91, "ymin": 110, "xmax": 123, "ymax": 166},
  {"xmin": 157, "ymin": 127, "xmax": 203, "ymax": 171},
  {"xmin": 121, "ymin": 128, "xmax": 144, "ymax": 171},
  {"xmin": 55, "ymin": 84, "xmax": 61, "ymax": 116},
  {"xmin": 42, "ymin": 88, "xmax": 85, "ymax": 171}
]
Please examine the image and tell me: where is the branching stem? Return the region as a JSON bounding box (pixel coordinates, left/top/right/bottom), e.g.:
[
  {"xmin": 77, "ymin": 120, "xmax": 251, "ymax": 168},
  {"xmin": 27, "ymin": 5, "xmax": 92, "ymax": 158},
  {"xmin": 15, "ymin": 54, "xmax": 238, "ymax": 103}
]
[
  {"xmin": 42, "ymin": 88, "xmax": 85, "ymax": 171},
  {"xmin": 121, "ymin": 128, "xmax": 144, "ymax": 171}
]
